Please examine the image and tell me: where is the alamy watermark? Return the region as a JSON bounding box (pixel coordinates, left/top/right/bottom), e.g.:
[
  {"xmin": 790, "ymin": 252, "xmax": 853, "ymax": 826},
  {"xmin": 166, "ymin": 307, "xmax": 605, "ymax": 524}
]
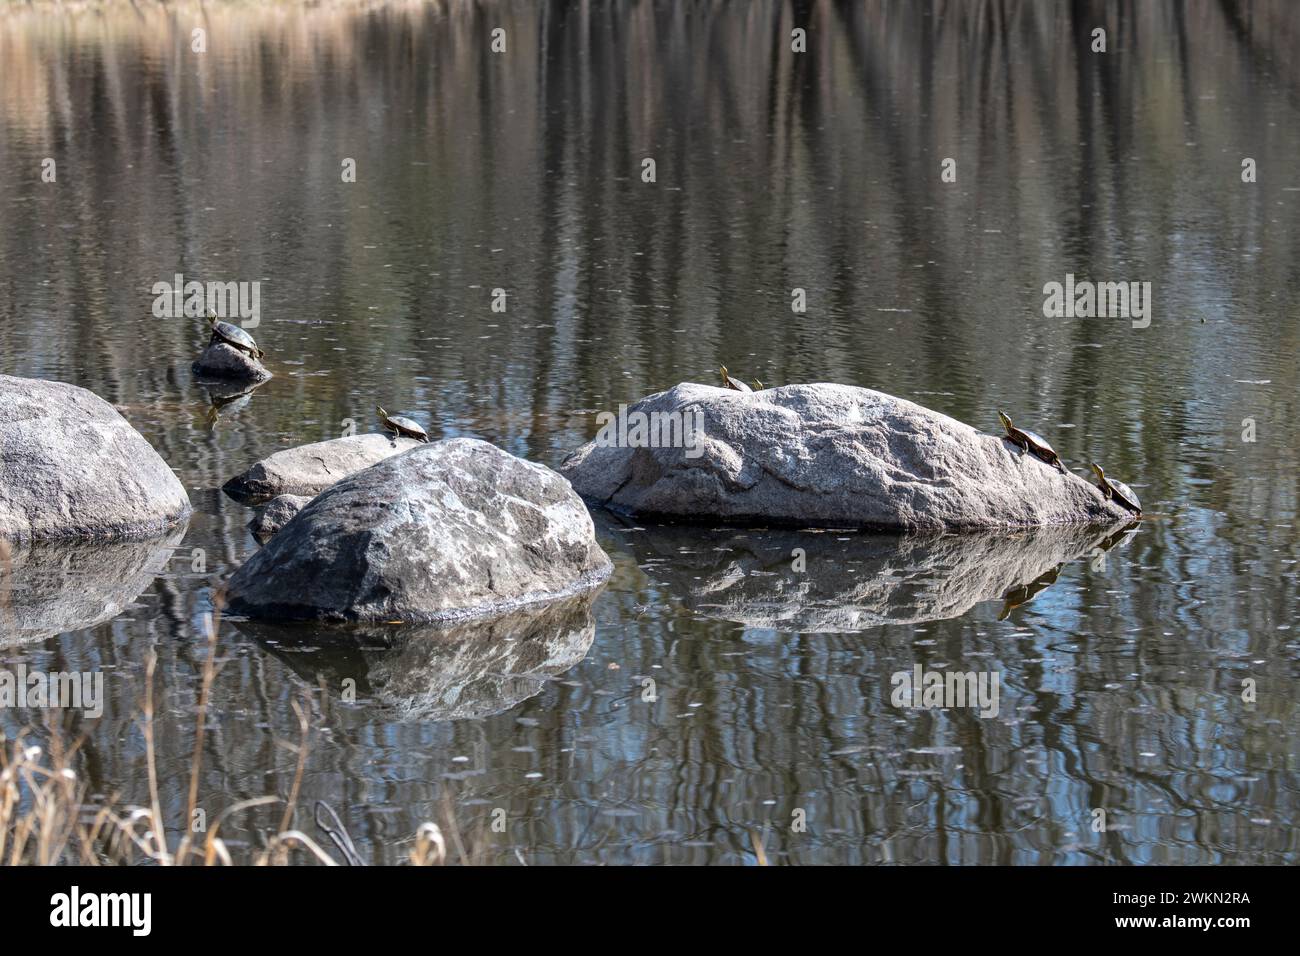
[
  {"xmin": 50, "ymin": 886, "xmax": 150, "ymax": 936},
  {"xmin": 1043, "ymin": 273, "xmax": 1151, "ymax": 329},
  {"xmin": 890, "ymin": 665, "xmax": 1000, "ymax": 718},
  {"xmin": 594, "ymin": 404, "xmax": 705, "ymax": 459},
  {"xmin": 0, "ymin": 665, "xmax": 103, "ymax": 718},
  {"xmin": 151, "ymin": 273, "xmax": 261, "ymax": 328}
]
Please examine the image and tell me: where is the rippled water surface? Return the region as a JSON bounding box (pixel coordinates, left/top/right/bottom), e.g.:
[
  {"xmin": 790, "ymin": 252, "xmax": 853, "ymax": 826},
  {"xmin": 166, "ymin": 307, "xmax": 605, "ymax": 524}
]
[{"xmin": 1, "ymin": 0, "xmax": 1298, "ymax": 864}]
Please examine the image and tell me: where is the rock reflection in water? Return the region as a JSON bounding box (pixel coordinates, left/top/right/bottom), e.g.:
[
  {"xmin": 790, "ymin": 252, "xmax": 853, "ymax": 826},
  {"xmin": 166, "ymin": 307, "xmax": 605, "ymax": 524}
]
[
  {"xmin": 0, "ymin": 527, "xmax": 187, "ymax": 644},
  {"xmin": 199, "ymin": 378, "xmax": 265, "ymax": 428},
  {"xmin": 615, "ymin": 517, "xmax": 1137, "ymax": 632},
  {"xmin": 234, "ymin": 594, "xmax": 598, "ymax": 721}
]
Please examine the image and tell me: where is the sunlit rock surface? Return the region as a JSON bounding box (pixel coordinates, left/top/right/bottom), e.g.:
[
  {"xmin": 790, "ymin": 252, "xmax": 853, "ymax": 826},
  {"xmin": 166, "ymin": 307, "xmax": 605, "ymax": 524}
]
[
  {"xmin": 238, "ymin": 593, "xmax": 597, "ymax": 721},
  {"xmin": 223, "ymin": 432, "xmax": 420, "ymax": 502},
  {"xmin": 191, "ymin": 341, "xmax": 272, "ymax": 383},
  {"xmin": 562, "ymin": 383, "xmax": 1131, "ymax": 530},
  {"xmin": 0, "ymin": 375, "xmax": 192, "ymax": 540},
  {"xmin": 1, "ymin": 527, "xmax": 184, "ymax": 644},
  {"xmin": 615, "ymin": 519, "xmax": 1135, "ymax": 632},
  {"xmin": 227, "ymin": 438, "xmax": 611, "ymax": 623}
]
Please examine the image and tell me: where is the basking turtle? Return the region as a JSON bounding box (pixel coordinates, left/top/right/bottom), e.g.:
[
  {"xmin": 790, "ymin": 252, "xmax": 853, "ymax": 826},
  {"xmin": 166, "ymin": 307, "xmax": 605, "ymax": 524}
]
[
  {"xmin": 751, "ymin": 379, "xmax": 765, "ymax": 391},
  {"xmin": 1090, "ymin": 462, "xmax": 1141, "ymax": 515},
  {"xmin": 376, "ymin": 405, "xmax": 429, "ymax": 443},
  {"xmin": 998, "ymin": 411, "xmax": 1065, "ymax": 473},
  {"xmin": 719, "ymin": 365, "xmax": 752, "ymax": 393},
  {"xmin": 207, "ymin": 311, "xmax": 264, "ymax": 360}
]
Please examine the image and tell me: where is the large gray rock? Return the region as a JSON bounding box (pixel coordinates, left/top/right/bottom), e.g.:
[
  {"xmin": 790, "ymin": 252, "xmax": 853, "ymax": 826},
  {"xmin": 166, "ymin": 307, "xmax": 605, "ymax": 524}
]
[
  {"xmin": 561, "ymin": 383, "xmax": 1132, "ymax": 530},
  {"xmin": 226, "ymin": 438, "xmax": 611, "ymax": 623},
  {"xmin": 223, "ymin": 432, "xmax": 421, "ymax": 502},
  {"xmin": 191, "ymin": 341, "xmax": 272, "ymax": 383},
  {"xmin": 0, "ymin": 375, "xmax": 192, "ymax": 540},
  {"xmin": 615, "ymin": 519, "xmax": 1133, "ymax": 632},
  {"xmin": 237, "ymin": 593, "xmax": 597, "ymax": 721},
  {"xmin": 1, "ymin": 527, "xmax": 185, "ymax": 645},
  {"xmin": 248, "ymin": 493, "xmax": 312, "ymax": 539}
]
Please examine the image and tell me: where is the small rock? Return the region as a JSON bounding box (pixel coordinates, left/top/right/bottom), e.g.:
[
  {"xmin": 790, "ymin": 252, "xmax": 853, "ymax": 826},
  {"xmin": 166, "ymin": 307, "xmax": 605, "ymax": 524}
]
[
  {"xmin": 223, "ymin": 432, "xmax": 420, "ymax": 502},
  {"xmin": 192, "ymin": 341, "xmax": 272, "ymax": 383},
  {"xmin": 226, "ymin": 438, "xmax": 611, "ymax": 623},
  {"xmin": 0, "ymin": 375, "xmax": 192, "ymax": 540},
  {"xmin": 248, "ymin": 493, "xmax": 312, "ymax": 539}
]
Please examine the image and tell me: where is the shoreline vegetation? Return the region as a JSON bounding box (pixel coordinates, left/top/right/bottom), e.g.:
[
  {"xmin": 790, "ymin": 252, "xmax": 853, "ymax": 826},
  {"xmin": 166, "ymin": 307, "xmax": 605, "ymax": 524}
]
[{"xmin": 0, "ymin": 600, "xmax": 479, "ymax": 866}]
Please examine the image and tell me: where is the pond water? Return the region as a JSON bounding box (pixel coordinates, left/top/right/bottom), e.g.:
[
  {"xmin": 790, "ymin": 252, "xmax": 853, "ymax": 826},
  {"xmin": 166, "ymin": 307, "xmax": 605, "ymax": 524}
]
[{"xmin": 0, "ymin": 0, "xmax": 1297, "ymax": 864}]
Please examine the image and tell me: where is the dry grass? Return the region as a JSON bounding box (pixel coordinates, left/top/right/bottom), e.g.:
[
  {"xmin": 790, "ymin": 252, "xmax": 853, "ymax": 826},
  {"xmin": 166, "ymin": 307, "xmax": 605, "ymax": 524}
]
[{"xmin": 0, "ymin": 595, "xmax": 469, "ymax": 866}]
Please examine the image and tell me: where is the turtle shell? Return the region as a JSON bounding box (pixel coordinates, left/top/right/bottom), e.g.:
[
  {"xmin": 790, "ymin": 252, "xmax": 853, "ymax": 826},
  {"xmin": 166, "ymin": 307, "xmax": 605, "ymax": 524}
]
[
  {"xmin": 211, "ymin": 319, "xmax": 260, "ymax": 356},
  {"xmin": 1016, "ymin": 428, "xmax": 1057, "ymax": 459},
  {"xmin": 719, "ymin": 367, "xmax": 752, "ymax": 393},
  {"xmin": 383, "ymin": 415, "xmax": 428, "ymax": 441},
  {"xmin": 1107, "ymin": 478, "xmax": 1141, "ymax": 514}
]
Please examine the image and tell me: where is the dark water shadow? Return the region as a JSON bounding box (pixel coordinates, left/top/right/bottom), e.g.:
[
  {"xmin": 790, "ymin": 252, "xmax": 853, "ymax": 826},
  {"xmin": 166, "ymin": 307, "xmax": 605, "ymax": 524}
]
[
  {"xmin": 609, "ymin": 515, "xmax": 1137, "ymax": 632},
  {"xmin": 231, "ymin": 593, "xmax": 598, "ymax": 721},
  {"xmin": 0, "ymin": 525, "xmax": 188, "ymax": 645}
]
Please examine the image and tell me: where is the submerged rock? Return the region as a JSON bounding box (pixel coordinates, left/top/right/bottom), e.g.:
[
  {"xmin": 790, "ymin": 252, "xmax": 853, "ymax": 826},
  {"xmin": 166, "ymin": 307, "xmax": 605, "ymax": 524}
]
[
  {"xmin": 248, "ymin": 493, "xmax": 312, "ymax": 539},
  {"xmin": 1, "ymin": 527, "xmax": 185, "ymax": 644},
  {"xmin": 192, "ymin": 341, "xmax": 272, "ymax": 383},
  {"xmin": 236, "ymin": 593, "xmax": 597, "ymax": 721},
  {"xmin": 0, "ymin": 375, "xmax": 192, "ymax": 540},
  {"xmin": 613, "ymin": 518, "xmax": 1134, "ymax": 632},
  {"xmin": 562, "ymin": 382, "xmax": 1131, "ymax": 530},
  {"xmin": 223, "ymin": 432, "xmax": 421, "ymax": 502},
  {"xmin": 226, "ymin": 437, "xmax": 611, "ymax": 623}
]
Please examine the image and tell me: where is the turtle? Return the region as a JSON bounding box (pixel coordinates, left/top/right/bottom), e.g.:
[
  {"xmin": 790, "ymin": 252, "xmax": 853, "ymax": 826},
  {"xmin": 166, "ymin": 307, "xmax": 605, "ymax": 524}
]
[
  {"xmin": 719, "ymin": 365, "xmax": 752, "ymax": 393},
  {"xmin": 998, "ymin": 411, "xmax": 1065, "ymax": 473},
  {"xmin": 1090, "ymin": 462, "xmax": 1141, "ymax": 515},
  {"xmin": 207, "ymin": 311, "xmax": 264, "ymax": 360},
  {"xmin": 376, "ymin": 405, "xmax": 429, "ymax": 443}
]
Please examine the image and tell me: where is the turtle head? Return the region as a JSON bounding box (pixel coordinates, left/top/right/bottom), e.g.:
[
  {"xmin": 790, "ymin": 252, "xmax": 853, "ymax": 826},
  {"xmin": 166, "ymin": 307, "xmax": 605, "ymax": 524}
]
[
  {"xmin": 997, "ymin": 410, "xmax": 1013, "ymax": 433},
  {"xmin": 752, "ymin": 379, "xmax": 764, "ymax": 391},
  {"xmin": 719, "ymin": 365, "xmax": 730, "ymax": 385},
  {"xmin": 205, "ymin": 310, "xmax": 218, "ymax": 326},
  {"xmin": 376, "ymin": 405, "xmax": 387, "ymax": 421},
  {"xmin": 1090, "ymin": 462, "xmax": 1106, "ymax": 481}
]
